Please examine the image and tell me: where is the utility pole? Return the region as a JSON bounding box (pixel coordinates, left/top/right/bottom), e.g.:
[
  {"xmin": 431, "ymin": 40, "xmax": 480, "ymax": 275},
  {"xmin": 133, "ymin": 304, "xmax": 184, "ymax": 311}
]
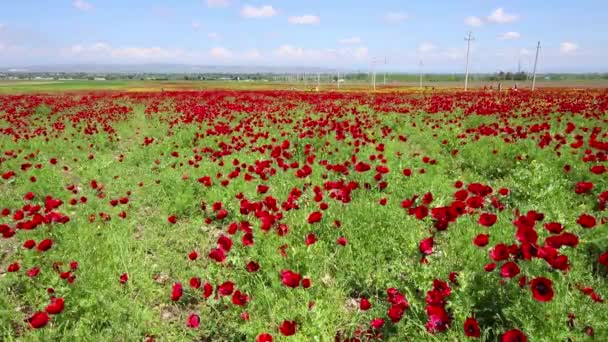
[
  {"xmin": 419, "ymin": 60, "xmax": 423, "ymax": 89},
  {"xmin": 531, "ymin": 41, "xmax": 541, "ymax": 91},
  {"xmin": 317, "ymin": 73, "xmax": 320, "ymax": 90},
  {"xmin": 383, "ymin": 57, "xmax": 388, "ymax": 86},
  {"xmin": 464, "ymin": 31, "xmax": 475, "ymax": 91},
  {"xmin": 337, "ymin": 71, "xmax": 340, "ymax": 89}
]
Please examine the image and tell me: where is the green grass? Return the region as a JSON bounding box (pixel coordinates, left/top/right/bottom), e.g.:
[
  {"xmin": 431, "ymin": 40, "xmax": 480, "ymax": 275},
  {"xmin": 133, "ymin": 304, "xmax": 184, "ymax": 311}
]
[{"xmin": 0, "ymin": 90, "xmax": 606, "ymax": 341}]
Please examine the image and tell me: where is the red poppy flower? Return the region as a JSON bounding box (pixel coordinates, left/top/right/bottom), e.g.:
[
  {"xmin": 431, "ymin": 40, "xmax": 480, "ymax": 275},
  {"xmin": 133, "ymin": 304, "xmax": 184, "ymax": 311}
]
[
  {"xmin": 232, "ymin": 290, "xmax": 250, "ymax": 306},
  {"xmin": 301, "ymin": 278, "xmax": 311, "ymax": 289},
  {"xmin": 599, "ymin": 252, "xmax": 608, "ymax": 267},
  {"xmin": 27, "ymin": 267, "xmax": 41, "ymax": 278},
  {"xmin": 257, "ymin": 333, "xmax": 273, "ymax": 342},
  {"xmin": 574, "ymin": 181, "xmax": 594, "ymax": 194},
  {"xmin": 188, "ymin": 250, "xmax": 198, "ymax": 261},
  {"xmin": 190, "ymin": 277, "xmax": 201, "ymax": 289},
  {"xmin": 490, "ymin": 244, "xmax": 509, "ymax": 261},
  {"xmin": 25, "ymin": 312, "xmax": 50, "ymax": 329},
  {"xmin": 7, "ymin": 262, "xmax": 21, "ymax": 273},
  {"xmin": 370, "ymin": 317, "xmax": 385, "ymax": 330},
  {"xmin": 216, "ymin": 209, "xmax": 229, "ymax": 220},
  {"xmin": 171, "ymin": 283, "xmax": 183, "ymax": 301},
  {"xmin": 388, "ymin": 304, "xmax": 405, "ymax": 323},
  {"xmin": 203, "ymin": 282, "xmax": 213, "ymax": 298},
  {"xmin": 500, "ymin": 261, "xmax": 520, "ymax": 278},
  {"xmin": 478, "ymin": 213, "xmax": 497, "ymax": 227},
  {"xmin": 305, "ymin": 233, "xmax": 318, "ymax": 246},
  {"xmin": 530, "ymin": 277, "xmax": 554, "ymax": 302},
  {"xmin": 501, "ymin": 329, "xmax": 527, "ymax": 342},
  {"xmin": 242, "ymin": 232, "xmax": 254, "ymax": 246},
  {"xmin": 463, "ymin": 317, "xmax": 480, "ymax": 338},
  {"xmin": 360, "ymin": 297, "xmax": 371, "ymax": 311},
  {"xmin": 217, "ymin": 281, "xmax": 234, "ymax": 296},
  {"xmin": 208, "ymin": 248, "xmax": 226, "ymax": 262},
  {"xmin": 246, "ymin": 261, "xmax": 260, "ymax": 272},
  {"xmin": 36, "ymin": 239, "xmax": 53, "ymax": 252},
  {"xmin": 425, "ymin": 305, "xmax": 451, "ymax": 333},
  {"xmin": 473, "ymin": 234, "xmax": 489, "ymax": 247},
  {"xmin": 419, "ymin": 237, "xmax": 434, "ymax": 255},
  {"xmin": 279, "ymin": 320, "xmax": 297, "ymax": 336},
  {"xmin": 544, "ymin": 222, "xmax": 564, "ymax": 234},
  {"xmin": 167, "ymin": 215, "xmax": 177, "ymax": 224},
  {"xmin": 307, "ymin": 211, "xmax": 322, "ymax": 224},
  {"xmin": 484, "ymin": 263, "xmax": 496, "ymax": 272},
  {"xmin": 186, "ymin": 314, "xmax": 200, "ymax": 328},
  {"xmin": 45, "ymin": 297, "xmax": 65, "ymax": 315},
  {"xmin": 217, "ymin": 235, "xmax": 233, "ymax": 252},
  {"xmin": 280, "ymin": 270, "xmax": 302, "ymax": 288},
  {"xmin": 23, "ymin": 239, "xmax": 36, "ymax": 249},
  {"xmin": 119, "ymin": 273, "xmax": 128, "ymax": 284},
  {"xmin": 577, "ymin": 214, "xmax": 596, "ymax": 228},
  {"xmin": 337, "ymin": 236, "xmax": 348, "ymax": 246}
]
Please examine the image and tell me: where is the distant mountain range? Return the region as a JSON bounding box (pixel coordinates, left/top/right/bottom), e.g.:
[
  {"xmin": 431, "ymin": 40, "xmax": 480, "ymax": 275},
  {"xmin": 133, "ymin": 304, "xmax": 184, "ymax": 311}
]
[{"xmin": 0, "ymin": 64, "xmax": 346, "ymax": 74}]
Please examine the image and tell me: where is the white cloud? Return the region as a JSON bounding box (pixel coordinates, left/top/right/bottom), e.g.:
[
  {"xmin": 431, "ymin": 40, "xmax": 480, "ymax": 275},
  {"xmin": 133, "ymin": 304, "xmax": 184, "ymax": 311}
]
[
  {"xmin": 560, "ymin": 41, "xmax": 578, "ymax": 54},
  {"xmin": 500, "ymin": 31, "xmax": 521, "ymax": 40},
  {"xmin": 191, "ymin": 21, "xmax": 202, "ymax": 30},
  {"xmin": 339, "ymin": 36, "xmax": 362, "ymax": 45},
  {"xmin": 417, "ymin": 42, "xmax": 437, "ymax": 54},
  {"xmin": 241, "ymin": 4, "xmax": 277, "ymax": 18},
  {"xmin": 274, "ymin": 44, "xmax": 369, "ymax": 63},
  {"xmin": 288, "ymin": 15, "xmax": 320, "ymax": 25},
  {"xmin": 208, "ymin": 32, "xmax": 220, "ymax": 40},
  {"xmin": 465, "ymin": 16, "xmax": 483, "ymax": 27},
  {"xmin": 207, "ymin": 0, "xmax": 229, "ymax": 8},
  {"xmin": 384, "ymin": 12, "xmax": 409, "ymax": 23},
  {"xmin": 487, "ymin": 8, "xmax": 519, "ymax": 24},
  {"xmin": 73, "ymin": 0, "xmax": 93, "ymax": 11},
  {"xmin": 63, "ymin": 42, "xmax": 186, "ymax": 61},
  {"xmin": 210, "ymin": 47, "xmax": 233, "ymax": 59}
]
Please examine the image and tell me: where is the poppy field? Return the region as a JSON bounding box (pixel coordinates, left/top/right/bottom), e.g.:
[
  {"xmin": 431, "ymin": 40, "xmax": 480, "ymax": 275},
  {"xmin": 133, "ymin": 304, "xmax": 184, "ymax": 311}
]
[{"xmin": 0, "ymin": 89, "xmax": 607, "ymax": 341}]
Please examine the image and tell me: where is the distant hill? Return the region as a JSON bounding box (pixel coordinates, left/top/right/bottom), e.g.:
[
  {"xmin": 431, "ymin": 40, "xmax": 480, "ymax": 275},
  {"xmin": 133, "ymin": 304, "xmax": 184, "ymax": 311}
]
[{"xmin": 0, "ymin": 64, "xmax": 342, "ymax": 74}]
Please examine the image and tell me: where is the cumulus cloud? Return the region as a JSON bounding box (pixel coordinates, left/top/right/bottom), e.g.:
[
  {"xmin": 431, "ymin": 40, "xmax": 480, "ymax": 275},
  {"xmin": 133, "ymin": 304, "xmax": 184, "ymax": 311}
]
[
  {"xmin": 73, "ymin": 0, "xmax": 93, "ymax": 11},
  {"xmin": 500, "ymin": 31, "xmax": 521, "ymax": 40},
  {"xmin": 487, "ymin": 8, "xmax": 519, "ymax": 24},
  {"xmin": 560, "ymin": 41, "xmax": 578, "ymax": 54},
  {"xmin": 465, "ymin": 16, "xmax": 483, "ymax": 27},
  {"xmin": 384, "ymin": 12, "xmax": 409, "ymax": 23},
  {"xmin": 206, "ymin": 0, "xmax": 229, "ymax": 8},
  {"xmin": 288, "ymin": 15, "xmax": 320, "ymax": 25},
  {"xmin": 241, "ymin": 4, "xmax": 277, "ymax": 18},
  {"xmin": 339, "ymin": 36, "xmax": 362, "ymax": 45}
]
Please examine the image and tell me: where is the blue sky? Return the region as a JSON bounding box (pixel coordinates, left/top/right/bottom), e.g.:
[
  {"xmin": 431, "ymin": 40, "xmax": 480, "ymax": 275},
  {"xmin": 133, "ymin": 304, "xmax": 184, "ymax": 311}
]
[{"xmin": 0, "ymin": 0, "xmax": 606, "ymax": 72}]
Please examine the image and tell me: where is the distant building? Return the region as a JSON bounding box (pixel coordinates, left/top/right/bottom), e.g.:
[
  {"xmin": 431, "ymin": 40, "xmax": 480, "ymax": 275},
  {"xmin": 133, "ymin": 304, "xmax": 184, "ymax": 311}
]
[{"xmin": 94, "ymin": 77, "xmax": 106, "ymax": 81}]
